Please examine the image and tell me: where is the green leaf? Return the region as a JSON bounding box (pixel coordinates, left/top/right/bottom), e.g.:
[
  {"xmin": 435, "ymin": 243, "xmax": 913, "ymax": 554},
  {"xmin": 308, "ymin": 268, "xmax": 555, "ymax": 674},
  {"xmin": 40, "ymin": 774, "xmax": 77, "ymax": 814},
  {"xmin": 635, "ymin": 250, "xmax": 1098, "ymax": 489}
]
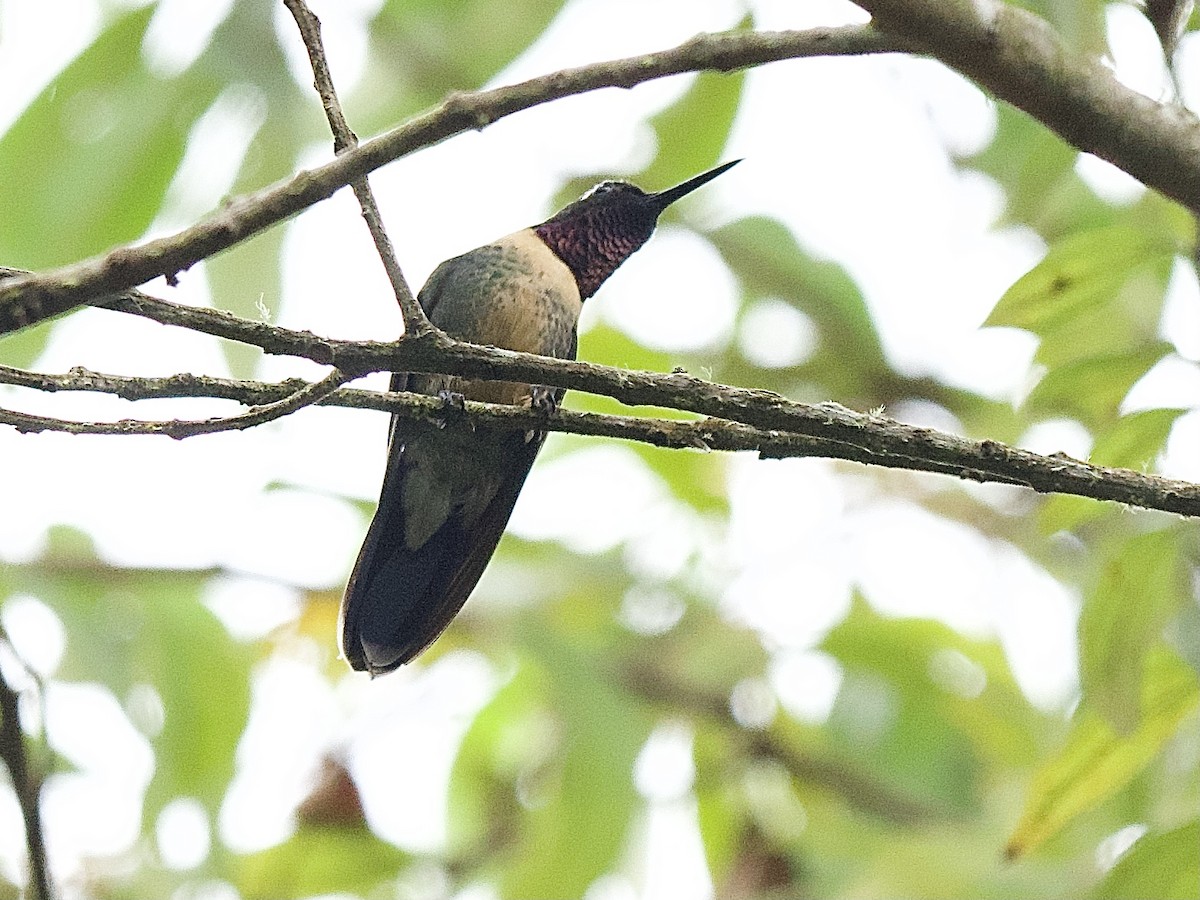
[
  {"xmin": 641, "ymin": 31, "xmax": 749, "ymax": 201},
  {"xmin": 203, "ymin": 121, "xmax": 293, "ymax": 378},
  {"xmin": 1092, "ymin": 820, "xmax": 1200, "ymax": 900},
  {"xmin": 958, "ymin": 105, "xmax": 1110, "ymax": 237},
  {"xmin": 502, "ymin": 623, "xmax": 652, "ymax": 899},
  {"xmin": 358, "ymin": 0, "xmax": 570, "ymax": 129},
  {"xmin": 547, "ymin": 52, "xmax": 746, "ymax": 219},
  {"xmin": 1089, "ymin": 407, "xmax": 1189, "ymax": 469},
  {"xmin": 0, "ymin": 8, "xmax": 207, "ymax": 265},
  {"xmin": 1080, "ymin": 530, "xmax": 1185, "ymax": 733},
  {"xmin": 693, "ymin": 723, "xmax": 741, "ymax": 881},
  {"xmin": 30, "ymin": 552, "xmax": 251, "ymax": 819},
  {"xmin": 568, "ymin": 323, "xmax": 732, "ymax": 514},
  {"xmin": 137, "ymin": 577, "xmax": 253, "ymax": 817},
  {"xmin": 187, "ymin": 0, "xmax": 315, "ymax": 375},
  {"xmin": 822, "ymin": 597, "xmax": 1039, "ymax": 769},
  {"xmin": 707, "ymin": 216, "xmax": 886, "ymax": 402},
  {"xmin": 1024, "ymin": 342, "xmax": 1173, "ymax": 425},
  {"xmin": 986, "ymin": 226, "xmax": 1175, "ymax": 336},
  {"xmin": 0, "ymin": 7, "xmax": 219, "ymax": 365},
  {"xmin": 236, "ymin": 825, "xmax": 407, "ymax": 899},
  {"xmin": 447, "ymin": 661, "xmax": 545, "ymax": 854},
  {"xmin": 1006, "ymin": 649, "xmax": 1200, "ymax": 859}
]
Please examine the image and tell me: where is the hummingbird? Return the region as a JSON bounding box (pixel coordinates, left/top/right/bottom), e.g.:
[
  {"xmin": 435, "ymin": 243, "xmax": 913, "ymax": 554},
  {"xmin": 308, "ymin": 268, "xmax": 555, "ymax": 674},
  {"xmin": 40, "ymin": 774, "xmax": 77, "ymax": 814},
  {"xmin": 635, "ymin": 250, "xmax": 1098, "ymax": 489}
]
[{"xmin": 339, "ymin": 159, "xmax": 740, "ymax": 675}]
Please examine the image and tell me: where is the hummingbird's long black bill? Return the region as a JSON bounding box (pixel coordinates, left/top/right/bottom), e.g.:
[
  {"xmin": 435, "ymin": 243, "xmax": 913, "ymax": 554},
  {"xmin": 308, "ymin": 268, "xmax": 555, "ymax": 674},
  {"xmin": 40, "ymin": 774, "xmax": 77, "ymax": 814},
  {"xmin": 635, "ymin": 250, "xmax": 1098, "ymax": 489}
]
[{"xmin": 650, "ymin": 159, "xmax": 742, "ymax": 211}]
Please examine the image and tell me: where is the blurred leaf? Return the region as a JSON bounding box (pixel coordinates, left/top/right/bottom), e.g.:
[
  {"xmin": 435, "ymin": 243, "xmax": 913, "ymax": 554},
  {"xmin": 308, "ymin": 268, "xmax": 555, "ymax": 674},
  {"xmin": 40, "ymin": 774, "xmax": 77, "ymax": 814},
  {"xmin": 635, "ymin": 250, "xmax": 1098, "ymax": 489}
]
[
  {"xmin": 1088, "ymin": 407, "xmax": 1188, "ymax": 470},
  {"xmin": 0, "ymin": 7, "xmax": 220, "ymax": 366},
  {"xmin": 1024, "ymin": 342, "xmax": 1173, "ymax": 425},
  {"xmin": 693, "ymin": 722, "xmax": 741, "ymax": 881},
  {"xmin": 204, "ymin": 153, "xmax": 286, "ymax": 378},
  {"xmin": 357, "ymin": 0, "xmax": 569, "ymax": 130},
  {"xmin": 1006, "ymin": 649, "xmax": 1199, "ymax": 859},
  {"xmin": 708, "ymin": 216, "xmax": 886, "ymax": 403},
  {"xmin": 823, "ymin": 597, "xmax": 1040, "ymax": 771},
  {"xmin": 634, "ymin": 604, "xmax": 769, "ymax": 702},
  {"xmin": 1007, "ymin": 0, "xmax": 1108, "ymax": 52},
  {"xmin": 1080, "ymin": 529, "xmax": 1185, "ymax": 733},
  {"xmin": 184, "ymin": 0, "xmax": 318, "ymax": 376},
  {"xmin": 236, "ymin": 825, "xmax": 407, "ymax": 899},
  {"xmin": 25, "ymin": 550, "xmax": 251, "ymax": 819},
  {"xmin": 448, "ymin": 661, "xmax": 544, "ymax": 854},
  {"xmin": 570, "ymin": 326, "xmax": 736, "ymax": 510},
  {"xmin": 1039, "ymin": 408, "xmax": 1187, "ymax": 533},
  {"xmin": 986, "ymin": 225, "xmax": 1174, "ymax": 335},
  {"xmin": 574, "ymin": 322, "xmax": 675, "ymax": 391},
  {"xmin": 502, "ymin": 622, "xmax": 652, "ymax": 898},
  {"xmin": 1092, "ymin": 819, "xmax": 1200, "ymax": 900},
  {"xmin": 0, "ymin": 7, "xmax": 204, "ymax": 262},
  {"xmin": 550, "ymin": 32, "xmax": 746, "ymax": 212},
  {"xmin": 959, "ymin": 105, "xmax": 1110, "ymax": 237},
  {"xmin": 140, "ymin": 577, "xmax": 252, "ymax": 817},
  {"xmin": 640, "ymin": 35, "xmax": 749, "ymax": 200}
]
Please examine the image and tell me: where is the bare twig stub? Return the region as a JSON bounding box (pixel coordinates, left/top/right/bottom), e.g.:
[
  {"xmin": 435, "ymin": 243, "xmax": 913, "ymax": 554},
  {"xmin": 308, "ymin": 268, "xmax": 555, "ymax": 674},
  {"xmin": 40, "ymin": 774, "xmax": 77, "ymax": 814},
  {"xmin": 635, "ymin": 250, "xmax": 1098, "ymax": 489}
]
[
  {"xmin": 0, "ymin": 654, "xmax": 52, "ymax": 900},
  {"xmin": 1, "ymin": 363, "xmax": 348, "ymax": 439}
]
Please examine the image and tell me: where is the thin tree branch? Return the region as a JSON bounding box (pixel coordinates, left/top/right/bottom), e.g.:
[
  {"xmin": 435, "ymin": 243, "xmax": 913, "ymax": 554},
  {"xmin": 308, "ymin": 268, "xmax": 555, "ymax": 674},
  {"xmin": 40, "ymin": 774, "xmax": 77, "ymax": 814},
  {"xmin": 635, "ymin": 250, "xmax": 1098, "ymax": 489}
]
[
  {"xmin": 0, "ymin": 367, "xmax": 348, "ymax": 439},
  {"xmin": 0, "ymin": 25, "xmax": 899, "ymax": 334},
  {"xmin": 70, "ymin": 292, "xmax": 1200, "ymax": 516},
  {"xmin": 0, "ymin": 655, "xmax": 52, "ymax": 900},
  {"xmin": 853, "ymin": 0, "xmax": 1200, "ymax": 213},
  {"xmin": 282, "ymin": 0, "xmax": 430, "ymax": 334},
  {"xmin": 2, "ymin": 361, "xmax": 1197, "ymax": 516},
  {"xmin": 0, "ymin": 362, "xmax": 1015, "ymax": 484}
]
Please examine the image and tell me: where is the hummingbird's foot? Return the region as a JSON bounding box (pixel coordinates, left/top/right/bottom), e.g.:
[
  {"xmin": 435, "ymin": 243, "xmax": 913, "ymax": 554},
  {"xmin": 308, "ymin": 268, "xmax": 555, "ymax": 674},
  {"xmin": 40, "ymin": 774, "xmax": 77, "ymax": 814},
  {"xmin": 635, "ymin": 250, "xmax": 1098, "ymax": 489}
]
[
  {"xmin": 436, "ymin": 389, "xmax": 466, "ymax": 411},
  {"xmin": 523, "ymin": 386, "xmax": 559, "ymax": 443},
  {"xmin": 527, "ymin": 385, "xmax": 559, "ymax": 415},
  {"xmin": 434, "ymin": 389, "xmax": 468, "ymax": 430}
]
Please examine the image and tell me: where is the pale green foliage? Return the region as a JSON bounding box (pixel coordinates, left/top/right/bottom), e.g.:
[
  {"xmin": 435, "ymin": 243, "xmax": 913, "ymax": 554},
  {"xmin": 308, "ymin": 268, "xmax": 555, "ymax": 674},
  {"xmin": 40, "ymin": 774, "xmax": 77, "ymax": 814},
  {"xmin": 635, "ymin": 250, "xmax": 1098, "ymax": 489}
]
[{"xmin": 1, "ymin": 2, "xmax": 1198, "ymax": 898}]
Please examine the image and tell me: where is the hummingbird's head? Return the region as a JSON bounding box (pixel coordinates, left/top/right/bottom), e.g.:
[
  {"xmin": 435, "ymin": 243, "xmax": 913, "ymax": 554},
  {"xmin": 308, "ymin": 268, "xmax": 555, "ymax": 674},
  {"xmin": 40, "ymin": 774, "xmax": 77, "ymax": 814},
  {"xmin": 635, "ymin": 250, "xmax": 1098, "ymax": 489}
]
[{"xmin": 534, "ymin": 160, "xmax": 740, "ymax": 299}]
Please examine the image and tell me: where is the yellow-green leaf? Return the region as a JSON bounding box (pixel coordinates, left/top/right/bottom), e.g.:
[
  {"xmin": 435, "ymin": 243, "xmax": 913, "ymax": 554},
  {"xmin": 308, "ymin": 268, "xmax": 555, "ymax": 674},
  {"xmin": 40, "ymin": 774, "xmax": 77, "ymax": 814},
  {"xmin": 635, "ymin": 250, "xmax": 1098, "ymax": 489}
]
[
  {"xmin": 236, "ymin": 825, "xmax": 407, "ymax": 899},
  {"xmin": 1024, "ymin": 342, "xmax": 1172, "ymax": 425},
  {"xmin": 1079, "ymin": 529, "xmax": 1185, "ymax": 732},
  {"xmin": 986, "ymin": 226, "xmax": 1175, "ymax": 334},
  {"xmin": 1006, "ymin": 650, "xmax": 1199, "ymax": 859},
  {"xmin": 1091, "ymin": 820, "xmax": 1200, "ymax": 900}
]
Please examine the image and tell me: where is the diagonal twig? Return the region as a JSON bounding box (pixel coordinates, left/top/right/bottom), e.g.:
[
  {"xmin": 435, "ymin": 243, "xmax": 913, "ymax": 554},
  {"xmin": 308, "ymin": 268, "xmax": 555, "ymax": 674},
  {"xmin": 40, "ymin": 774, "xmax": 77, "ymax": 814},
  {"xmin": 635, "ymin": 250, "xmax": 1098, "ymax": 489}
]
[{"xmin": 282, "ymin": 0, "xmax": 430, "ymax": 335}]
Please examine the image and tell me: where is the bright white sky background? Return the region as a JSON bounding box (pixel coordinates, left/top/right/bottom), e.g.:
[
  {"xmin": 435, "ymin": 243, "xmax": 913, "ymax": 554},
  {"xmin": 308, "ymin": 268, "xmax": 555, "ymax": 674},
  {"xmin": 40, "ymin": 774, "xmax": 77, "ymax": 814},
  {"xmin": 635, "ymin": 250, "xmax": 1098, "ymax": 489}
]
[{"xmin": 0, "ymin": 0, "xmax": 1198, "ymax": 897}]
